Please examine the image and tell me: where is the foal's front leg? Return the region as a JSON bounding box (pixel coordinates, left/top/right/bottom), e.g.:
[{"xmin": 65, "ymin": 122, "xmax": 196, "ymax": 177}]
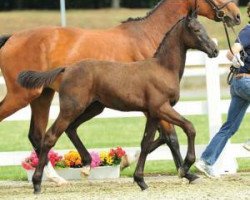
[
  {"xmin": 148, "ymin": 121, "xmax": 199, "ymax": 183},
  {"xmin": 156, "ymin": 102, "xmax": 196, "ymax": 178},
  {"xmin": 134, "ymin": 117, "xmax": 158, "ymax": 190}
]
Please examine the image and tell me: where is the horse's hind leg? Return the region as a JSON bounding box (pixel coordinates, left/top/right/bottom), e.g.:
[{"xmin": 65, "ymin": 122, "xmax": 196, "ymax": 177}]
[
  {"xmin": 29, "ymin": 88, "xmax": 55, "ymax": 154},
  {"xmin": 33, "ymin": 113, "xmax": 77, "ymax": 193},
  {"xmin": 28, "ymin": 88, "xmax": 67, "ymax": 183},
  {"xmin": 33, "ymin": 95, "xmax": 88, "ymax": 193},
  {"xmin": 0, "ymin": 88, "xmax": 41, "ymax": 121},
  {"xmin": 134, "ymin": 117, "xmax": 158, "ymax": 190},
  {"xmin": 65, "ymin": 101, "xmax": 105, "ymax": 170}
]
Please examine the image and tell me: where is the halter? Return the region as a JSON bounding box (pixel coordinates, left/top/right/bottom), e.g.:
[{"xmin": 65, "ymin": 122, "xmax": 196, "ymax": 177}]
[
  {"xmin": 203, "ymin": 0, "xmax": 241, "ymax": 85},
  {"xmin": 205, "ymin": 0, "xmax": 235, "ymax": 20}
]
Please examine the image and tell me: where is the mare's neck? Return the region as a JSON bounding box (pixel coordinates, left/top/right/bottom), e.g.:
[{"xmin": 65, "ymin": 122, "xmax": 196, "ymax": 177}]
[
  {"xmin": 121, "ymin": 0, "xmax": 190, "ymax": 51},
  {"xmin": 154, "ymin": 25, "xmax": 187, "ymax": 80}
]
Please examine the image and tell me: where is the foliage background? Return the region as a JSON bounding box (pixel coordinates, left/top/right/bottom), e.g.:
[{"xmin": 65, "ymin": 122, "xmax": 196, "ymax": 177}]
[{"xmin": 0, "ymin": 0, "xmax": 249, "ymax": 10}]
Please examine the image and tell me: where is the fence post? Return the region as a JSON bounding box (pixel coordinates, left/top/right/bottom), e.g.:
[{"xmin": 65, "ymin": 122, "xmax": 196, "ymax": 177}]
[
  {"xmin": 205, "ymin": 39, "xmax": 238, "ymax": 174},
  {"xmin": 112, "ymin": 0, "xmax": 121, "ymax": 8},
  {"xmin": 60, "ymin": 0, "xmax": 66, "ymax": 27}
]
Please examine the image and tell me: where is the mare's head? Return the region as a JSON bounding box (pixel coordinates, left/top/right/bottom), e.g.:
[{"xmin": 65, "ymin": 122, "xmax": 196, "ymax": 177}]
[
  {"xmin": 195, "ymin": 0, "xmax": 241, "ymax": 26},
  {"xmin": 182, "ymin": 10, "xmax": 219, "ymax": 58}
]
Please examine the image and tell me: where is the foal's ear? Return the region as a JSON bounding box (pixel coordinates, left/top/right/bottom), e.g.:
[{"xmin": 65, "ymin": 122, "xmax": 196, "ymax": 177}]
[{"xmin": 187, "ymin": 8, "xmax": 198, "ymax": 21}]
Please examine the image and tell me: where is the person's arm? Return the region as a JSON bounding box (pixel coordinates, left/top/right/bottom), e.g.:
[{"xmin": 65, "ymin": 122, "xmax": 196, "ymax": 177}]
[
  {"xmin": 226, "ymin": 43, "xmax": 242, "ymax": 61},
  {"xmin": 226, "ymin": 43, "xmax": 244, "ymax": 67}
]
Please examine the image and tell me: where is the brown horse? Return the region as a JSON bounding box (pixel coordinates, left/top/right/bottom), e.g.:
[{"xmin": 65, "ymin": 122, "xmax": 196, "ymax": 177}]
[
  {"xmin": 18, "ymin": 11, "xmax": 218, "ymax": 193},
  {"xmin": 0, "ymin": 0, "xmax": 240, "ymax": 182}
]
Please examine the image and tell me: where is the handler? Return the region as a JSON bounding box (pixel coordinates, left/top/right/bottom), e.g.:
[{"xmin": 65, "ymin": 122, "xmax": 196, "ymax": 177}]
[{"xmin": 195, "ymin": 3, "xmax": 250, "ymax": 178}]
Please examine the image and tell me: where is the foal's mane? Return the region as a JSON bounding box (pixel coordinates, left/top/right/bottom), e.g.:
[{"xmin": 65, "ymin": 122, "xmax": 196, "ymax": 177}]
[
  {"xmin": 122, "ymin": 0, "xmax": 165, "ymax": 23},
  {"xmin": 153, "ymin": 17, "xmax": 186, "ymax": 57}
]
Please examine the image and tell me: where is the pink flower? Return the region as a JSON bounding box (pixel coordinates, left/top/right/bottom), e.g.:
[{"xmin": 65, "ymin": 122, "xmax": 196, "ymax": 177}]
[
  {"xmin": 90, "ymin": 152, "xmax": 101, "ymax": 168},
  {"xmin": 22, "ymin": 149, "xmax": 63, "ymax": 170},
  {"xmin": 21, "ymin": 161, "xmax": 34, "ymax": 170}
]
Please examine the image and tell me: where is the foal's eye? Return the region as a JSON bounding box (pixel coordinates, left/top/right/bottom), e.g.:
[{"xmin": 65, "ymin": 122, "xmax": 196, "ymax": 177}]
[{"xmin": 193, "ymin": 29, "xmax": 200, "ymax": 33}]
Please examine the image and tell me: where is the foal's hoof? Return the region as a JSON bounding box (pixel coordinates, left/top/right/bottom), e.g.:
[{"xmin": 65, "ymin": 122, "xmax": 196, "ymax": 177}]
[
  {"xmin": 33, "ymin": 185, "xmax": 41, "ymax": 194},
  {"xmin": 137, "ymin": 181, "xmax": 149, "ymax": 191},
  {"xmin": 134, "ymin": 177, "xmax": 149, "ymax": 191},
  {"xmin": 178, "ymin": 167, "xmax": 186, "ymax": 178},
  {"xmin": 187, "ymin": 173, "xmax": 201, "ymax": 184}
]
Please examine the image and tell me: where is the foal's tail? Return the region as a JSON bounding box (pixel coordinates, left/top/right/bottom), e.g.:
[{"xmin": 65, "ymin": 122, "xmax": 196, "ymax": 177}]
[
  {"xmin": 18, "ymin": 67, "xmax": 65, "ymax": 89},
  {"xmin": 0, "ymin": 35, "xmax": 11, "ymax": 48}
]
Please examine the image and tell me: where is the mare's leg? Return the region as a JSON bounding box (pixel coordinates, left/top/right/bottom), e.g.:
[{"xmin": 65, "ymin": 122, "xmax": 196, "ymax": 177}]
[
  {"xmin": 65, "ymin": 101, "xmax": 105, "ymax": 168},
  {"xmin": 29, "ymin": 88, "xmax": 67, "ymax": 183},
  {"xmin": 28, "ymin": 88, "xmax": 55, "ymax": 155},
  {"xmin": 156, "ymin": 103, "xmax": 196, "ymax": 178},
  {"xmin": 0, "ymin": 87, "xmax": 41, "ymax": 121},
  {"xmin": 148, "ymin": 121, "xmax": 199, "ymax": 183},
  {"xmin": 134, "ymin": 117, "xmax": 158, "ymax": 190}
]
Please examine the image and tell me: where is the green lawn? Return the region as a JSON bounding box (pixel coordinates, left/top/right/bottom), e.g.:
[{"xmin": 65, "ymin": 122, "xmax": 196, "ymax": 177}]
[{"xmin": 1, "ymin": 114, "xmax": 250, "ymax": 152}]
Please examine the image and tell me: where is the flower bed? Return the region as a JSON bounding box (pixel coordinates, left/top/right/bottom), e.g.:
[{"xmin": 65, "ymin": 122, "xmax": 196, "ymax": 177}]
[{"xmin": 22, "ymin": 147, "xmax": 126, "ymax": 181}]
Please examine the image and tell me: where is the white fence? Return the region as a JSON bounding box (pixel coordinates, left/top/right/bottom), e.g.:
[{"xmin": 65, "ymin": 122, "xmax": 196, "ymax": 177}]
[{"xmin": 0, "ymin": 50, "xmax": 249, "ymax": 168}]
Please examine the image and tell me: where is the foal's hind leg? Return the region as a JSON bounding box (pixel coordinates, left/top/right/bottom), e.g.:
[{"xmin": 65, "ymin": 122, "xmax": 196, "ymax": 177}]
[
  {"xmin": 134, "ymin": 117, "xmax": 158, "ymax": 190},
  {"xmin": 65, "ymin": 101, "xmax": 105, "ymax": 172},
  {"xmin": 33, "ymin": 95, "xmax": 88, "ymax": 193},
  {"xmin": 33, "ymin": 113, "xmax": 79, "ymax": 193}
]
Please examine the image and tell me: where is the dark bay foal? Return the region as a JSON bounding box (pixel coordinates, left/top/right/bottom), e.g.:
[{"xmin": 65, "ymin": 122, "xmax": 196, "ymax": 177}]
[{"xmin": 18, "ymin": 13, "xmax": 218, "ymax": 193}]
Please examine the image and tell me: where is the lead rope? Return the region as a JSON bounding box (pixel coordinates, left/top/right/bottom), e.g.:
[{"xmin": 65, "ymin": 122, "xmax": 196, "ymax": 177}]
[{"xmin": 223, "ymin": 21, "xmax": 240, "ymax": 85}]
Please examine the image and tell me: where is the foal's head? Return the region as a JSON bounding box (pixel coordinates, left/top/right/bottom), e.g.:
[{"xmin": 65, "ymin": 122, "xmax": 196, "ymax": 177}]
[{"xmin": 183, "ymin": 11, "xmax": 219, "ymax": 58}]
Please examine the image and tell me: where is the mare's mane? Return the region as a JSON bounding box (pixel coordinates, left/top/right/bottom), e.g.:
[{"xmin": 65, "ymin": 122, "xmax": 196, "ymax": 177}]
[
  {"xmin": 153, "ymin": 17, "xmax": 186, "ymax": 57},
  {"xmin": 122, "ymin": 0, "xmax": 165, "ymax": 23}
]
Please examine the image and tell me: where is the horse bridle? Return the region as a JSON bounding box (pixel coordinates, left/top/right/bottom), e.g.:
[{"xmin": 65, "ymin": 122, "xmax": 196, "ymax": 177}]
[
  {"xmin": 205, "ymin": 0, "xmax": 236, "ymax": 20},
  {"xmin": 204, "ymin": 0, "xmax": 245, "ymax": 85}
]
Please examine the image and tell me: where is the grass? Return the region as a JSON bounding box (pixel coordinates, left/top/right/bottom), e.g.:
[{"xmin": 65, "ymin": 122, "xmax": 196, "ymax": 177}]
[
  {"xmin": 1, "ymin": 114, "xmax": 250, "ymax": 152},
  {"xmin": 1, "ymin": 158, "xmax": 250, "ymax": 181}
]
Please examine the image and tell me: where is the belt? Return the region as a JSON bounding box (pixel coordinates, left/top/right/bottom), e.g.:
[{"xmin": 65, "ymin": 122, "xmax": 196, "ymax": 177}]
[{"xmin": 235, "ymin": 73, "xmax": 250, "ymax": 79}]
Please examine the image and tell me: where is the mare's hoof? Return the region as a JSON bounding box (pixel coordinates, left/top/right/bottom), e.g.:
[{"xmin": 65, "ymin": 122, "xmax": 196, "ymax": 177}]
[{"xmin": 81, "ymin": 165, "xmax": 91, "ymax": 176}]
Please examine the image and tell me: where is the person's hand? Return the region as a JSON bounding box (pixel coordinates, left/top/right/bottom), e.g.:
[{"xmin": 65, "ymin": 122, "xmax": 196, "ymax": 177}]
[{"xmin": 232, "ymin": 54, "xmax": 244, "ymax": 68}]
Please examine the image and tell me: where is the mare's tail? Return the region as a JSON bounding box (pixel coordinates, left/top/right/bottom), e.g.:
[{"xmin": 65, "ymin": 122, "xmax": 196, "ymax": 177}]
[
  {"xmin": 18, "ymin": 67, "xmax": 65, "ymax": 89},
  {"xmin": 0, "ymin": 35, "xmax": 11, "ymax": 48}
]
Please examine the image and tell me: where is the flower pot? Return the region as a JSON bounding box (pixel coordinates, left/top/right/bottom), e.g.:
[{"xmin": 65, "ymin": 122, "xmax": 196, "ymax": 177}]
[
  {"xmin": 26, "ymin": 170, "xmax": 48, "ymax": 182},
  {"xmin": 56, "ymin": 168, "xmax": 82, "ymax": 180},
  {"xmin": 25, "ymin": 168, "xmax": 82, "ymax": 182},
  {"xmin": 25, "ymin": 165, "xmax": 120, "ymax": 181},
  {"xmin": 88, "ymin": 165, "xmax": 120, "ymax": 180}
]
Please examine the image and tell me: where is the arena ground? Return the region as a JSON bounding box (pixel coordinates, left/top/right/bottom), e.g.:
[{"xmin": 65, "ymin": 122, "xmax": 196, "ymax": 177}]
[{"xmin": 0, "ymin": 173, "xmax": 249, "ymax": 200}]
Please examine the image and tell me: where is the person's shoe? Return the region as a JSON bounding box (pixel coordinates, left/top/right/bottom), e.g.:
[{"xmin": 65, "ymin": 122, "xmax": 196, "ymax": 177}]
[
  {"xmin": 243, "ymin": 140, "xmax": 250, "ymax": 151},
  {"xmin": 194, "ymin": 160, "xmax": 220, "ymax": 179}
]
